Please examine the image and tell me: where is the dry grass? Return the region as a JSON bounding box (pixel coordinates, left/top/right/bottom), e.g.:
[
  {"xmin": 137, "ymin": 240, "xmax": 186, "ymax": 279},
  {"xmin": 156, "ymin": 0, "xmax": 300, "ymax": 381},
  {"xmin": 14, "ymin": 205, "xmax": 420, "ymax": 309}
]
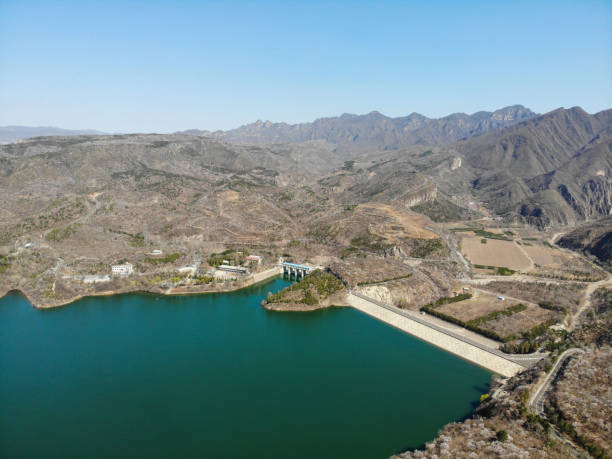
[
  {"xmin": 359, "ymin": 203, "xmax": 438, "ymax": 240},
  {"xmin": 461, "ymin": 236, "xmax": 531, "ymax": 271},
  {"xmin": 486, "ymin": 281, "xmax": 584, "ymax": 315},
  {"xmin": 436, "ymin": 291, "xmax": 515, "ymax": 322},
  {"xmin": 522, "ymin": 244, "xmax": 557, "ymax": 265},
  {"xmin": 433, "ymin": 289, "xmax": 557, "ymax": 340},
  {"xmin": 330, "ymin": 256, "xmax": 413, "ymax": 287}
]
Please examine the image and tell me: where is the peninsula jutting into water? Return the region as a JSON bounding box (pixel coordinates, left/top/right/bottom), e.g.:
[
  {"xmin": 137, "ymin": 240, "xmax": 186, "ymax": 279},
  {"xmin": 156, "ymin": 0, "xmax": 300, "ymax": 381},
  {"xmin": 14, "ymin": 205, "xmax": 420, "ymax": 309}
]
[{"xmin": 0, "ymin": 277, "xmax": 492, "ymax": 458}]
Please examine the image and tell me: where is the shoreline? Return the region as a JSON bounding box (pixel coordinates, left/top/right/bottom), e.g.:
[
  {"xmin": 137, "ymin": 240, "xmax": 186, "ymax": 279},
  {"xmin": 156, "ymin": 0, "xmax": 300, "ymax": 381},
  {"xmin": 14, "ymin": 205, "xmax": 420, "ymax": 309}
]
[
  {"xmin": 346, "ymin": 292, "xmax": 526, "ymax": 377},
  {"xmin": 0, "ymin": 266, "xmax": 283, "ymax": 309},
  {"xmin": 263, "ymin": 302, "xmax": 348, "ymax": 312},
  {"xmin": 3, "ymin": 268, "xmax": 529, "ymax": 378}
]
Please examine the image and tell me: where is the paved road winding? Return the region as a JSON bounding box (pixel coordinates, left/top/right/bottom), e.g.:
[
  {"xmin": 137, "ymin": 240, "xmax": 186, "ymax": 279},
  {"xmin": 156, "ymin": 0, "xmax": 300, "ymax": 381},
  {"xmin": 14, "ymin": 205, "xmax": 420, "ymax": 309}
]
[{"xmin": 530, "ymin": 348, "xmax": 584, "ymax": 413}]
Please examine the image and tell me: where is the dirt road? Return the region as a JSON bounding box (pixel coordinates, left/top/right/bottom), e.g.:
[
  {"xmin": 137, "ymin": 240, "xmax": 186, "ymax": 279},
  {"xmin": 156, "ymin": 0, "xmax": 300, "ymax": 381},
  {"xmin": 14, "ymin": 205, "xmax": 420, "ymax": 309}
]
[{"xmin": 568, "ymin": 274, "xmax": 612, "ymax": 330}]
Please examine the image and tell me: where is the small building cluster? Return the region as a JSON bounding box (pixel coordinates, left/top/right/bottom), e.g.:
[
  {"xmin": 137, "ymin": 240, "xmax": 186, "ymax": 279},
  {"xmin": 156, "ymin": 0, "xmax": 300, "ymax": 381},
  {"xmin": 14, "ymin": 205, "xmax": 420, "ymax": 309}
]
[
  {"xmin": 246, "ymin": 255, "xmax": 262, "ymax": 264},
  {"xmin": 217, "ymin": 264, "xmax": 248, "ymax": 274},
  {"xmin": 103, "ymin": 252, "xmax": 267, "ymax": 284},
  {"xmin": 111, "ymin": 263, "xmax": 134, "ymax": 276}
]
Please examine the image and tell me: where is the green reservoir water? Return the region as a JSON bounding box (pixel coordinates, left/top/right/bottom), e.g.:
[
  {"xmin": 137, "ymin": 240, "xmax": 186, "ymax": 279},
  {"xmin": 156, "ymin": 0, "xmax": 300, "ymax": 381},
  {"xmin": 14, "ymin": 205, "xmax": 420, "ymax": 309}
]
[{"xmin": 0, "ymin": 277, "xmax": 491, "ymax": 458}]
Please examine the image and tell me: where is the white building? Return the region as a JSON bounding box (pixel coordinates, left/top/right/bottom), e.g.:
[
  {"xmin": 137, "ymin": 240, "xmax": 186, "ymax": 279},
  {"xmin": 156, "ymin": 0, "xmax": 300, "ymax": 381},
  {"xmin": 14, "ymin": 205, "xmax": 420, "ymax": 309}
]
[
  {"xmin": 83, "ymin": 275, "xmax": 111, "ymax": 284},
  {"xmin": 217, "ymin": 264, "xmax": 248, "ymax": 274},
  {"xmin": 151, "ymin": 249, "xmax": 163, "ymax": 255},
  {"xmin": 111, "ymin": 263, "xmax": 134, "ymax": 276}
]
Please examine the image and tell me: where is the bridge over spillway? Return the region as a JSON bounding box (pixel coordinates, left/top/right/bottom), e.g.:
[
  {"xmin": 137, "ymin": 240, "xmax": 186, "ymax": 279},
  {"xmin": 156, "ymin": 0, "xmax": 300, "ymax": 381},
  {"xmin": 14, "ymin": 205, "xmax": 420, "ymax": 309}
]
[{"xmin": 282, "ymin": 262, "xmax": 313, "ymax": 280}]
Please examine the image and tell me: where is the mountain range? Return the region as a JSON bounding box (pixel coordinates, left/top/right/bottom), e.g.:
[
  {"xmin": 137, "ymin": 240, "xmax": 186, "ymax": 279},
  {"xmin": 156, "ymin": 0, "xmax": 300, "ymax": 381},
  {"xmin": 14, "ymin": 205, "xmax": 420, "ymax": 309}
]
[
  {"xmin": 1, "ymin": 105, "xmax": 610, "ymax": 229},
  {"xmin": 177, "ymin": 105, "xmax": 537, "ymax": 150},
  {"xmin": 452, "ymin": 107, "xmax": 612, "ymax": 226},
  {"xmin": 0, "ymin": 126, "xmax": 106, "ymax": 144}
]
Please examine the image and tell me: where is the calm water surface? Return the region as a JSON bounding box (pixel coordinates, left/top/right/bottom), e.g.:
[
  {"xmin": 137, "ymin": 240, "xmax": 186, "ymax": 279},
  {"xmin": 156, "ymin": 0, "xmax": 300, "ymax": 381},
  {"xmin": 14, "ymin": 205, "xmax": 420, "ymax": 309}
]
[{"xmin": 0, "ymin": 277, "xmax": 491, "ymax": 458}]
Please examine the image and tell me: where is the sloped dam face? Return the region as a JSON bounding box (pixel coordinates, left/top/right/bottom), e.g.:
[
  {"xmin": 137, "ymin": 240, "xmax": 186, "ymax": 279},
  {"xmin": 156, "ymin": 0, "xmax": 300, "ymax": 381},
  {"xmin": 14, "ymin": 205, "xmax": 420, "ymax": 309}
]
[{"xmin": 0, "ymin": 277, "xmax": 491, "ymax": 458}]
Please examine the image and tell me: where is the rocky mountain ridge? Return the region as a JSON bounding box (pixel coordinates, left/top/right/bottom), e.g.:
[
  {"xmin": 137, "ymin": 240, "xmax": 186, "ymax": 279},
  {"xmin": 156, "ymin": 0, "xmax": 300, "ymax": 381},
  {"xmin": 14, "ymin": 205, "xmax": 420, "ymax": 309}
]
[
  {"xmin": 2, "ymin": 106, "xmax": 610, "ymax": 230},
  {"xmin": 177, "ymin": 105, "xmax": 537, "ymax": 150},
  {"xmin": 557, "ymin": 217, "xmax": 612, "ymax": 268},
  {"xmin": 452, "ymin": 107, "xmax": 612, "ymax": 227}
]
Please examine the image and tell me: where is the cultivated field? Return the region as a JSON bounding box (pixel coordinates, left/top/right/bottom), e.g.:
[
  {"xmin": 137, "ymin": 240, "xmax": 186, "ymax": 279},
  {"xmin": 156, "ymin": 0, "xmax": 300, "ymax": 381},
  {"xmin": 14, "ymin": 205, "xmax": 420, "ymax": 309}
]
[
  {"xmin": 527, "ymin": 246, "xmax": 607, "ymax": 281},
  {"xmin": 521, "ymin": 244, "xmax": 557, "ymax": 265},
  {"xmin": 425, "ymin": 286, "xmax": 561, "ymax": 342},
  {"xmin": 479, "ymin": 305, "xmax": 556, "ymax": 339},
  {"xmin": 486, "ymin": 281, "xmax": 584, "ymax": 315},
  {"xmin": 460, "ymin": 236, "xmax": 531, "ymax": 271},
  {"xmin": 436, "ymin": 291, "xmax": 517, "ymax": 322}
]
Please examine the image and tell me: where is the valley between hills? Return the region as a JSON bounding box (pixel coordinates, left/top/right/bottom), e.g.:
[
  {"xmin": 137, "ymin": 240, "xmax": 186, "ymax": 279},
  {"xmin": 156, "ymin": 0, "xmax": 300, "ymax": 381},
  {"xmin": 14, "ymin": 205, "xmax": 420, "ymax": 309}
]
[{"xmin": 1, "ymin": 105, "xmax": 611, "ymax": 458}]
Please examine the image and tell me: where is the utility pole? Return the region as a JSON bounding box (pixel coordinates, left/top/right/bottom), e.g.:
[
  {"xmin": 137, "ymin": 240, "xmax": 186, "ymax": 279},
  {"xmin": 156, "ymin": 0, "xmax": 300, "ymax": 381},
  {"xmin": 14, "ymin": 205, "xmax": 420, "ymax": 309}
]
[{"xmin": 143, "ymin": 223, "xmax": 149, "ymax": 247}]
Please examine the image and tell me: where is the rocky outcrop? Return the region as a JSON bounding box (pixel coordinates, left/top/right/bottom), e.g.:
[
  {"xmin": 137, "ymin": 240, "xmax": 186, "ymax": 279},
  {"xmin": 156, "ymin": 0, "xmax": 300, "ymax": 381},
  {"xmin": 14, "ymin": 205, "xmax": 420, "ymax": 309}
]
[
  {"xmin": 402, "ymin": 183, "xmax": 438, "ymax": 207},
  {"xmin": 557, "ymin": 217, "xmax": 612, "ymax": 268},
  {"xmin": 354, "ymin": 270, "xmax": 449, "ymax": 311},
  {"xmin": 453, "ymin": 108, "xmax": 612, "ymax": 226}
]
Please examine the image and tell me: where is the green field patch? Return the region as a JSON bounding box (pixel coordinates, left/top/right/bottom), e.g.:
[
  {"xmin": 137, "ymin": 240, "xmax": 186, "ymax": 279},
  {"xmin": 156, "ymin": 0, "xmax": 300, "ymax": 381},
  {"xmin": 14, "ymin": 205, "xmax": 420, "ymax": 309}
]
[{"xmin": 473, "ymin": 265, "xmax": 516, "ymax": 275}]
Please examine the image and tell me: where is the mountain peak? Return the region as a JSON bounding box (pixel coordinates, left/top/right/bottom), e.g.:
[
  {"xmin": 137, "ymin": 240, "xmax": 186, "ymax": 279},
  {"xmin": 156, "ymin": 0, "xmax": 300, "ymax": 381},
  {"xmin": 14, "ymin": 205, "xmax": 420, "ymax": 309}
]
[
  {"xmin": 366, "ymin": 110, "xmax": 385, "ymax": 118},
  {"xmin": 190, "ymin": 105, "xmax": 539, "ymax": 149}
]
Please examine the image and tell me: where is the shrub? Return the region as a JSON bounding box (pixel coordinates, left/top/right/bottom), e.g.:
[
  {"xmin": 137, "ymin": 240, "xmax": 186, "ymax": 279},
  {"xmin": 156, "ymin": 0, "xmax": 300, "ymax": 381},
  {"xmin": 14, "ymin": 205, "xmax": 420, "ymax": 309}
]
[
  {"xmin": 268, "ymin": 270, "xmax": 344, "ymax": 305},
  {"xmin": 496, "ymin": 430, "xmax": 508, "ymax": 442},
  {"xmin": 469, "ymin": 303, "xmax": 527, "ymax": 326},
  {"xmin": 538, "ymin": 301, "xmax": 568, "ymax": 315},
  {"xmin": 350, "ymin": 231, "xmax": 390, "ymax": 252},
  {"xmin": 145, "ymin": 253, "xmax": 181, "ymax": 265},
  {"xmin": 501, "ymin": 340, "xmax": 539, "ymax": 354},
  {"xmin": 193, "ymin": 275, "xmax": 213, "ymax": 285},
  {"xmin": 0, "ymin": 255, "xmax": 9, "ymax": 274},
  {"xmin": 522, "ymin": 319, "xmax": 556, "ymax": 340},
  {"xmin": 496, "ymin": 266, "xmax": 516, "ymax": 276},
  {"xmin": 472, "ymin": 229, "xmax": 512, "ymax": 241},
  {"xmin": 342, "ymin": 160, "xmax": 355, "ymax": 170},
  {"xmin": 207, "ymin": 249, "xmax": 247, "ymax": 267},
  {"xmin": 45, "ymin": 224, "xmax": 79, "ymax": 242},
  {"xmin": 410, "ymin": 238, "xmax": 447, "ymax": 258},
  {"xmin": 426, "ymin": 293, "xmax": 472, "ymax": 308}
]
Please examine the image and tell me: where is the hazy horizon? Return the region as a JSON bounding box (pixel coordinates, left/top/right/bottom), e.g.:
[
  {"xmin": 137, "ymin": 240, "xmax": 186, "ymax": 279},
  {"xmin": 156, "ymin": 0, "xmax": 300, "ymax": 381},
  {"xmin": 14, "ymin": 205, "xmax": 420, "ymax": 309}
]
[{"xmin": 0, "ymin": 104, "xmax": 608, "ymax": 136}]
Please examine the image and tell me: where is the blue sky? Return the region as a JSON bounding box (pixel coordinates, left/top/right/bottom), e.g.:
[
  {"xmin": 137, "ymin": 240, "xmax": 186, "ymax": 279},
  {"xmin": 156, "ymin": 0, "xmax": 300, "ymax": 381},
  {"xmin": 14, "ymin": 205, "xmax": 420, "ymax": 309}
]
[{"xmin": 0, "ymin": 0, "xmax": 610, "ymax": 132}]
